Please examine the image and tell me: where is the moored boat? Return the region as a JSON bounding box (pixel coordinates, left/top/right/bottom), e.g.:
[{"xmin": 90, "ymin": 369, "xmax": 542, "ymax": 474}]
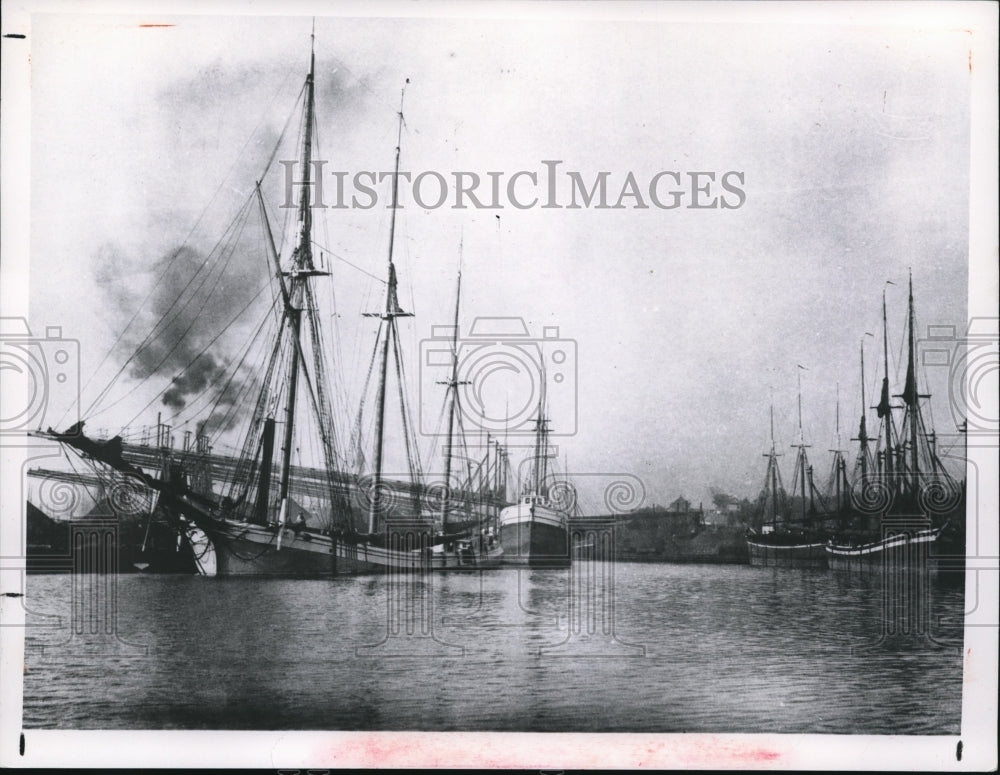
[
  {"xmin": 826, "ymin": 275, "xmax": 963, "ymax": 573},
  {"xmin": 499, "ymin": 494, "xmax": 570, "ymax": 567},
  {"xmin": 825, "ymin": 523, "xmax": 946, "ymax": 573},
  {"xmin": 746, "ymin": 389, "xmax": 829, "ymax": 569},
  {"xmin": 37, "ymin": 31, "xmax": 450, "ymax": 576},
  {"xmin": 746, "ymin": 533, "xmax": 827, "ymax": 568},
  {"xmin": 425, "ymin": 268, "xmax": 505, "ymax": 571},
  {"xmin": 498, "ymin": 389, "xmax": 570, "ymax": 567}
]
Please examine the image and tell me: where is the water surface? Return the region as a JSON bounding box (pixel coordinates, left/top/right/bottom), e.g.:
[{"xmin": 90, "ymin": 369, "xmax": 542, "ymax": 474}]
[{"xmin": 22, "ymin": 563, "xmax": 964, "ymax": 732}]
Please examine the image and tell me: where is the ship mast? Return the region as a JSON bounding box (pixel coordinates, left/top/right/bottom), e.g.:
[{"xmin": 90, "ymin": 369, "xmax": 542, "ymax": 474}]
[
  {"xmin": 439, "ymin": 267, "xmax": 465, "ymax": 532},
  {"xmin": 828, "ymin": 383, "xmax": 847, "ymax": 516},
  {"xmin": 365, "ymin": 82, "xmax": 413, "ymax": 534},
  {"xmin": 791, "ymin": 367, "xmax": 811, "ymax": 522},
  {"xmin": 898, "ymin": 270, "xmax": 921, "ymax": 504},
  {"xmin": 876, "ymin": 287, "xmax": 895, "ymax": 492},
  {"xmin": 276, "ymin": 29, "xmax": 320, "ymax": 534},
  {"xmin": 492, "ymin": 437, "xmax": 504, "ymax": 529},
  {"xmin": 853, "ymin": 337, "xmax": 871, "ymax": 487},
  {"xmin": 763, "ymin": 404, "xmax": 783, "ymax": 531},
  {"xmin": 532, "ymin": 378, "xmax": 550, "ymax": 498}
]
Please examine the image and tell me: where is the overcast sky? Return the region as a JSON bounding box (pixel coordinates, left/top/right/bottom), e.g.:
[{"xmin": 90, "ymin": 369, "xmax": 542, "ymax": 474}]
[{"xmin": 25, "ymin": 6, "xmax": 978, "ymax": 512}]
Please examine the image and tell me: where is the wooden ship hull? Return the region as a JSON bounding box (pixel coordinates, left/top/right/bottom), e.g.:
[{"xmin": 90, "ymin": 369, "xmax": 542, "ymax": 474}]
[
  {"xmin": 196, "ymin": 517, "xmax": 455, "ymax": 577},
  {"xmin": 499, "ymin": 502, "xmax": 570, "ymax": 567},
  {"xmin": 745, "ymin": 534, "xmax": 828, "ymax": 568},
  {"xmin": 824, "ymin": 524, "xmax": 944, "ymax": 574}
]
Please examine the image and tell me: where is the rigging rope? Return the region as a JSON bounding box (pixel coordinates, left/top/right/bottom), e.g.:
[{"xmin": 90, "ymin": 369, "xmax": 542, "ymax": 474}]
[
  {"xmin": 60, "ymin": 75, "xmax": 303, "ymax": 431},
  {"xmin": 226, "ymin": 306, "xmax": 287, "ymax": 507},
  {"xmin": 78, "ymin": 72, "xmax": 306, "ymax": 427},
  {"xmin": 350, "ymin": 319, "xmax": 384, "ymax": 472},
  {"xmin": 87, "ymin": 195, "xmax": 257, "ymax": 421},
  {"xmin": 117, "ymin": 279, "xmax": 273, "ymax": 435},
  {"xmin": 202, "ymin": 308, "xmax": 278, "ymax": 439},
  {"xmin": 391, "ymin": 319, "xmax": 425, "ymax": 492}
]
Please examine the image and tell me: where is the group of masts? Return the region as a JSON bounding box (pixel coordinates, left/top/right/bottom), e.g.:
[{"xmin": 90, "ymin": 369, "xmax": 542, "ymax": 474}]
[
  {"xmin": 871, "ymin": 275, "xmax": 937, "ymax": 506},
  {"xmin": 233, "ymin": 31, "xmax": 347, "ymax": 538},
  {"xmin": 760, "ymin": 271, "xmax": 955, "ymax": 533},
  {"xmin": 761, "ymin": 369, "xmax": 828, "ymax": 531},
  {"xmin": 265, "ymin": 44, "xmax": 514, "ymax": 540},
  {"xmin": 827, "ymin": 382, "xmax": 850, "ymax": 523},
  {"xmin": 363, "ymin": 80, "xmax": 415, "ymax": 535},
  {"xmin": 436, "ymin": 264, "xmax": 516, "ymax": 534},
  {"xmin": 40, "ymin": 26, "xmax": 567, "ymax": 576}
]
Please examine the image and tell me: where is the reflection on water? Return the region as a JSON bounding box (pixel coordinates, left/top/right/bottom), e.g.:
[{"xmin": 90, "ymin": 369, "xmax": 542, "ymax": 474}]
[{"xmin": 22, "ymin": 563, "xmax": 963, "ymax": 732}]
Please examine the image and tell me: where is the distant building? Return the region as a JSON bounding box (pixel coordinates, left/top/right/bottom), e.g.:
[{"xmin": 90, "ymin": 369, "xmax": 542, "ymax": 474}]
[{"xmin": 669, "ymin": 495, "xmax": 691, "ymax": 513}]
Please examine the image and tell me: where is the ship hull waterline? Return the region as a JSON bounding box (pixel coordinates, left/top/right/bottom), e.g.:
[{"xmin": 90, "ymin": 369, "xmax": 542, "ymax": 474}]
[
  {"xmin": 825, "ymin": 526, "xmax": 945, "ymax": 574},
  {"xmin": 499, "ymin": 506, "xmax": 570, "ymax": 568},
  {"xmin": 429, "ymin": 542, "xmax": 505, "ymax": 571},
  {"xmin": 201, "ymin": 520, "xmax": 452, "ymax": 577},
  {"xmin": 746, "ymin": 538, "xmax": 828, "ymax": 569}
]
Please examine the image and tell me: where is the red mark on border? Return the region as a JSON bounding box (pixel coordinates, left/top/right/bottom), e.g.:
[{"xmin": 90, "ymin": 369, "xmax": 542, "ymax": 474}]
[
  {"xmin": 690, "ymin": 739, "xmax": 782, "ymax": 766},
  {"xmin": 320, "ymin": 735, "xmax": 782, "ymax": 768}
]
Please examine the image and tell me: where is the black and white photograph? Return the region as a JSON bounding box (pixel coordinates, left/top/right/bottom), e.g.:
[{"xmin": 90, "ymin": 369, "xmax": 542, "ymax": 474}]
[{"xmin": 1, "ymin": 1, "xmax": 997, "ymax": 769}]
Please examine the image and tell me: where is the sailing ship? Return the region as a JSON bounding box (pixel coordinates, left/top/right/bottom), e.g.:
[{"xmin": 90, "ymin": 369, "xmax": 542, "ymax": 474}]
[
  {"xmin": 427, "ymin": 269, "xmax": 504, "ymax": 570},
  {"xmin": 39, "ymin": 33, "xmax": 471, "ymax": 576},
  {"xmin": 498, "ymin": 386, "xmax": 571, "ymax": 567},
  {"xmin": 825, "ymin": 274, "xmax": 963, "ymax": 572},
  {"xmin": 745, "ymin": 396, "xmax": 828, "ymax": 569},
  {"xmin": 822, "ymin": 385, "xmax": 853, "ymax": 529}
]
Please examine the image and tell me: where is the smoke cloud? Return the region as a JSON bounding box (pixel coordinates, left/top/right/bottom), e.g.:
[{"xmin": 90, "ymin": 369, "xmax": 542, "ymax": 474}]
[
  {"xmin": 93, "ymin": 242, "xmax": 260, "ymax": 422},
  {"xmin": 161, "ymin": 353, "xmax": 227, "ymax": 410}
]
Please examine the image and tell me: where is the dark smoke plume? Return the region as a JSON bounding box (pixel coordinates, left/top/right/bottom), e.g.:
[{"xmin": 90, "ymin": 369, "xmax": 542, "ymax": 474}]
[
  {"xmin": 94, "ymin": 243, "xmax": 259, "ymax": 422},
  {"xmin": 161, "ymin": 353, "xmax": 227, "ymax": 410}
]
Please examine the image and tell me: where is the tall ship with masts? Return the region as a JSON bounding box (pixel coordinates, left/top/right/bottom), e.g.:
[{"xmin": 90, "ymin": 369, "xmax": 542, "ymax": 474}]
[
  {"xmin": 38, "ymin": 33, "xmax": 473, "ymax": 576},
  {"xmin": 822, "ymin": 385, "xmax": 853, "ymax": 528},
  {"xmin": 427, "ymin": 268, "xmax": 504, "ymax": 570},
  {"xmin": 498, "ymin": 385, "xmax": 571, "ymax": 567},
  {"xmin": 826, "ymin": 274, "xmax": 964, "ymax": 572},
  {"xmin": 745, "ymin": 392, "xmax": 828, "ymax": 568}
]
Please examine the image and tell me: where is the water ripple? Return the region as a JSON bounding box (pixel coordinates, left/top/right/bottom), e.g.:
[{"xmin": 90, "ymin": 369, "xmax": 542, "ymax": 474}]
[{"xmin": 23, "ymin": 564, "xmax": 963, "ymax": 732}]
